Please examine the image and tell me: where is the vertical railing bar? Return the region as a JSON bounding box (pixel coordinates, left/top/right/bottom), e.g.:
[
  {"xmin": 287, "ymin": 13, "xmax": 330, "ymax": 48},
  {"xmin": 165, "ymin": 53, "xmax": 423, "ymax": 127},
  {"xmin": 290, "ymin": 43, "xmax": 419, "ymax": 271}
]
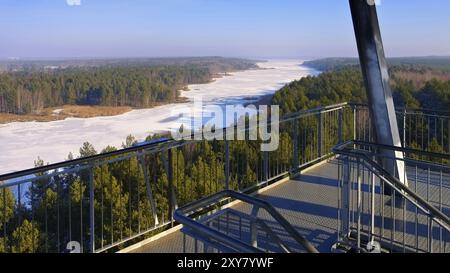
[
  {"xmin": 362, "ymin": 160, "xmax": 366, "ymax": 233},
  {"xmin": 428, "ymin": 217, "xmax": 433, "ymax": 253},
  {"xmin": 414, "ymin": 115, "xmax": 423, "ymax": 148},
  {"xmin": 380, "ymin": 172, "xmax": 384, "ymax": 243},
  {"xmin": 31, "ymin": 182, "xmax": 35, "ymax": 253},
  {"xmin": 225, "ymin": 140, "xmax": 229, "ymax": 191},
  {"xmin": 403, "ymin": 165, "xmax": 406, "ymax": 253},
  {"xmin": 370, "ymin": 169, "xmax": 375, "ymax": 244},
  {"xmin": 350, "ymin": 156, "xmax": 355, "ymax": 232},
  {"xmin": 391, "ymin": 183, "xmax": 395, "ymax": 252},
  {"xmin": 44, "ymin": 182, "xmax": 48, "ymax": 252},
  {"xmin": 338, "ymin": 108, "xmax": 343, "ymax": 144},
  {"xmin": 318, "ymin": 111, "xmax": 322, "ymax": 158},
  {"xmin": 89, "ymin": 165, "xmax": 95, "ymax": 253},
  {"xmin": 434, "ymin": 117, "xmax": 437, "ymax": 143},
  {"xmin": 427, "ymin": 167, "xmax": 430, "ymax": 252},
  {"xmin": 168, "ymin": 149, "xmax": 175, "ymax": 227},
  {"xmin": 183, "ymin": 232, "xmax": 186, "ymax": 253},
  {"xmin": 357, "ymin": 158, "xmax": 361, "ymax": 252},
  {"xmin": 80, "ymin": 170, "xmax": 84, "ymax": 253},
  {"xmin": 3, "ymin": 188, "xmax": 7, "ymax": 253},
  {"xmin": 363, "ymin": 108, "xmax": 366, "ymax": 142},
  {"xmin": 440, "ymin": 118, "xmax": 443, "ymax": 149},
  {"xmin": 343, "ymin": 155, "xmax": 351, "ymax": 243},
  {"xmin": 408, "ymin": 112, "xmax": 412, "ymax": 147},
  {"xmin": 17, "ymin": 183, "xmax": 21, "ymax": 252},
  {"xmin": 353, "ymin": 105, "xmax": 356, "ymax": 142},
  {"xmin": 303, "ymin": 120, "xmax": 307, "ymax": 164},
  {"xmin": 110, "ymin": 169, "xmax": 114, "ymax": 245},
  {"xmin": 100, "ymin": 165, "xmax": 104, "ymax": 249},
  {"xmin": 403, "ymin": 109, "xmax": 407, "ymax": 147},
  {"xmin": 439, "ymin": 166, "xmax": 443, "ymax": 252},
  {"xmin": 337, "ymin": 155, "xmax": 341, "ymax": 241},
  {"xmin": 142, "ymin": 153, "xmax": 159, "ymax": 227},
  {"xmin": 264, "ymin": 151, "xmax": 269, "ymax": 185},
  {"xmin": 69, "ymin": 175, "xmax": 72, "ymax": 244},
  {"xmin": 421, "ymin": 116, "xmax": 424, "ymax": 150},
  {"xmin": 128, "ymin": 159, "xmax": 132, "ymax": 236},
  {"xmin": 415, "ymin": 165, "xmax": 418, "ymax": 252},
  {"xmin": 119, "ymin": 164, "xmax": 123, "ymax": 241},
  {"xmin": 57, "ymin": 178, "xmax": 60, "ymax": 252},
  {"xmin": 448, "ymin": 119, "xmax": 450, "ymax": 154},
  {"xmin": 427, "ymin": 116, "xmax": 431, "ymax": 148},
  {"xmin": 324, "ymin": 112, "xmax": 327, "ymax": 153}
]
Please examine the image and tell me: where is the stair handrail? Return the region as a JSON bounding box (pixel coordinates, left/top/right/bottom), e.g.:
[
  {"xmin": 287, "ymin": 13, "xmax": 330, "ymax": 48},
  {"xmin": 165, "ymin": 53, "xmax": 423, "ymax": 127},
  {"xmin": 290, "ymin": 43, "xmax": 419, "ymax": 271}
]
[
  {"xmin": 174, "ymin": 190, "xmax": 319, "ymax": 253},
  {"xmin": 333, "ymin": 140, "xmax": 450, "ymax": 232}
]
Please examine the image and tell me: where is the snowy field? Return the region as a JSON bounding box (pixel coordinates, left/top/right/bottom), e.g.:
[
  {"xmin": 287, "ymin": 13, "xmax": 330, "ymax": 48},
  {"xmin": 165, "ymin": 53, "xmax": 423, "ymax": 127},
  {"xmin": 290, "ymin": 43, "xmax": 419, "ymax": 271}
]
[{"xmin": 0, "ymin": 60, "xmax": 317, "ymax": 174}]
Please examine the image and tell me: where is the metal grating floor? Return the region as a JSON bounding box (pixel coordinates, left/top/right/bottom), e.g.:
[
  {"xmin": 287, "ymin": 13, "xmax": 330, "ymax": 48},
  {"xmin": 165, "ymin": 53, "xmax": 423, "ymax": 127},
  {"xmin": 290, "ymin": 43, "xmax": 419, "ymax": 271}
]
[
  {"xmin": 128, "ymin": 158, "xmax": 450, "ymax": 253},
  {"xmin": 129, "ymin": 160, "xmax": 340, "ymax": 253}
]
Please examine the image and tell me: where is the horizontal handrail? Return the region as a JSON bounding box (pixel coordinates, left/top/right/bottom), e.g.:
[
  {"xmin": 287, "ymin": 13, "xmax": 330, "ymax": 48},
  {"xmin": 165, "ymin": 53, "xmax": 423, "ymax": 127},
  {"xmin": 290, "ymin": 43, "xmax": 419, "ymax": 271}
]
[
  {"xmin": 349, "ymin": 102, "xmax": 450, "ymax": 116},
  {"xmin": 333, "ymin": 141, "xmax": 450, "ymax": 231},
  {"xmin": 174, "ymin": 190, "xmax": 319, "ymax": 253},
  {"xmin": 351, "ymin": 140, "xmax": 450, "ymax": 161},
  {"xmin": 0, "ymin": 138, "xmax": 170, "ymax": 182},
  {"xmin": 283, "ymin": 102, "xmax": 348, "ymax": 121}
]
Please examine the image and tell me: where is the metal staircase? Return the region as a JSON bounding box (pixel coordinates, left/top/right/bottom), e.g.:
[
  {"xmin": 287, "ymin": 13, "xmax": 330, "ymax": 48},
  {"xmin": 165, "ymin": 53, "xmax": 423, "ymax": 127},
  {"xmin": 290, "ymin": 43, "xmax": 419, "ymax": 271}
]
[
  {"xmin": 174, "ymin": 190, "xmax": 319, "ymax": 253},
  {"xmin": 333, "ymin": 141, "xmax": 450, "ymax": 253}
]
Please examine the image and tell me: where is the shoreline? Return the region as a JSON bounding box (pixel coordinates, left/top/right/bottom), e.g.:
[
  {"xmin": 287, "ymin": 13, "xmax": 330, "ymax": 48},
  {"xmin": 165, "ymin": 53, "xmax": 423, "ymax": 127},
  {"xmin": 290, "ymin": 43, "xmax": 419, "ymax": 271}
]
[
  {"xmin": 0, "ymin": 97, "xmax": 191, "ymax": 124},
  {"xmin": 0, "ymin": 67, "xmax": 263, "ymax": 125}
]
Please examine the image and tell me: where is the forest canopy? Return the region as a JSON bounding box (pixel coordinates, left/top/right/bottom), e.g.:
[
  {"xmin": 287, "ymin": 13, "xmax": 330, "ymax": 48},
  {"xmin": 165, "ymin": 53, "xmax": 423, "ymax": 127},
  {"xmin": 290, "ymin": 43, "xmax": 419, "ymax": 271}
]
[
  {"xmin": 273, "ymin": 57, "xmax": 450, "ymax": 115},
  {"xmin": 0, "ymin": 57, "xmax": 258, "ymax": 114}
]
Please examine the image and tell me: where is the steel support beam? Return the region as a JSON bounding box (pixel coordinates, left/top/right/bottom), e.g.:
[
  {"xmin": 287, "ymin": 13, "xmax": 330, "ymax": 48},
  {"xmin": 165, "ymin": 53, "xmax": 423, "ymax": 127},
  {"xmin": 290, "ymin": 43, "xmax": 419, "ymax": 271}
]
[{"xmin": 349, "ymin": 0, "xmax": 407, "ymax": 186}]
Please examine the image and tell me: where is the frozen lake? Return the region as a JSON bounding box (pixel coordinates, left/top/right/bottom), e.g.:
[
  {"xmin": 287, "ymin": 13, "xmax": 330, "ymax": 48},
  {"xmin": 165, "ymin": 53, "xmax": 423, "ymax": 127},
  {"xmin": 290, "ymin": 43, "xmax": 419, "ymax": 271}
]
[{"xmin": 0, "ymin": 60, "xmax": 317, "ymax": 174}]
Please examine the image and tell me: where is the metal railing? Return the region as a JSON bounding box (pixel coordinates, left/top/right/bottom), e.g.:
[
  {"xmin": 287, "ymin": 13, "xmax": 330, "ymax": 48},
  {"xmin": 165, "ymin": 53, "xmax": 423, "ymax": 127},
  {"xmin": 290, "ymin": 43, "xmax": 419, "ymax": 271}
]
[
  {"xmin": 352, "ymin": 104, "xmax": 450, "ymax": 153},
  {"xmin": 174, "ymin": 190, "xmax": 319, "ymax": 253},
  {"xmin": 1, "ymin": 101, "xmax": 448, "ymax": 253},
  {"xmin": 0, "ymin": 103, "xmax": 347, "ymax": 253},
  {"xmin": 334, "ymin": 140, "xmax": 450, "ymax": 253}
]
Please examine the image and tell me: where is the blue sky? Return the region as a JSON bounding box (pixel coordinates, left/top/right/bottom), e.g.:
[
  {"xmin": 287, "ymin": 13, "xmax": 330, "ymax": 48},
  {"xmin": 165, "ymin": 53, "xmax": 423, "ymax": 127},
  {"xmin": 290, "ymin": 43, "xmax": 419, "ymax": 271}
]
[{"xmin": 0, "ymin": 0, "xmax": 449, "ymax": 59}]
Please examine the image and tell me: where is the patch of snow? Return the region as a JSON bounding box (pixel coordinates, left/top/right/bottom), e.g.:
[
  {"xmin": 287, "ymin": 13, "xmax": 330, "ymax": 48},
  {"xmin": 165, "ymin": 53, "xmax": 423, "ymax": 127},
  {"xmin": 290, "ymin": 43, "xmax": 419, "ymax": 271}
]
[{"xmin": 0, "ymin": 60, "xmax": 317, "ymax": 174}]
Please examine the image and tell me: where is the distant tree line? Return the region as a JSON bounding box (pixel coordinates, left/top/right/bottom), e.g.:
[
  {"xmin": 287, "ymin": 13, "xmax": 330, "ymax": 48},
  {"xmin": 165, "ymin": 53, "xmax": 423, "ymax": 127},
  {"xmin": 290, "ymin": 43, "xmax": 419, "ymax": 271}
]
[
  {"xmin": 0, "ymin": 58, "xmax": 257, "ymax": 114},
  {"xmin": 273, "ymin": 59, "xmax": 450, "ymax": 160},
  {"xmin": 274, "ymin": 62, "xmax": 450, "ymax": 115}
]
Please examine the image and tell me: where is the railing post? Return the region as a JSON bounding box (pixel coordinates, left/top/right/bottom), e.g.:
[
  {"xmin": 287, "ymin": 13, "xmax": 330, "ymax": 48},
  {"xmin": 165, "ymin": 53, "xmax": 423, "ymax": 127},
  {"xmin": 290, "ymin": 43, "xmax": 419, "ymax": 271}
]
[
  {"xmin": 140, "ymin": 153, "xmax": 159, "ymax": 226},
  {"xmin": 403, "ymin": 108, "xmax": 407, "ymax": 147},
  {"xmin": 263, "ymin": 151, "xmax": 269, "ymax": 183},
  {"xmin": 225, "ymin": 139, "xmax": 229, "ymax": 190},
  {"xmin": 338, "ymin": 108, "xmax": 344, "ymax": 144},
  {"xmin": 370, "ymin": 170, "xmax": 376, "ymax": 245},
  {"xmin": 353, "ymin": 105, "xmax": 357, "ymax": 141},
  {"xmin": 356, "ymin": 158, "xmax": 362, "ymax": 252},
  {"xmin": 317, "ymin": 112, "xmax": 323, "ymax": 158},
  {"xmin": 340, "ymin": 156, "xmax": 351, "ymax": 242},
  {"xmin": 89, "ymin": 164, "xmax": 95, "ymax": 253},
  {"xmin": 168, "ymin": 149, "xmax": 175, "ymax": 227},
  {"xmin": 292, "ymin": 119, "xmax": 299, "ymax": 172}
]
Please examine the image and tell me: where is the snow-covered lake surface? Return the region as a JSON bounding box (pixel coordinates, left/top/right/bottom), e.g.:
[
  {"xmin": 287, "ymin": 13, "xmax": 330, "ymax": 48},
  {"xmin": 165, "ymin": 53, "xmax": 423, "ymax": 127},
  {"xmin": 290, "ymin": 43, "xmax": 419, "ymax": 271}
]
[{"xmin": 0, "ymin": 60, "xmax": 317, "ymax": 175}]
